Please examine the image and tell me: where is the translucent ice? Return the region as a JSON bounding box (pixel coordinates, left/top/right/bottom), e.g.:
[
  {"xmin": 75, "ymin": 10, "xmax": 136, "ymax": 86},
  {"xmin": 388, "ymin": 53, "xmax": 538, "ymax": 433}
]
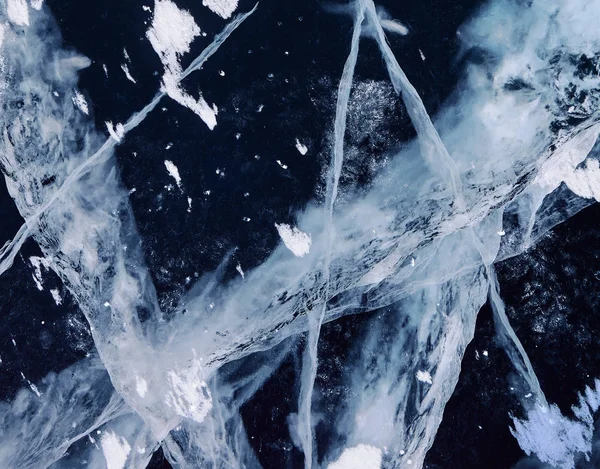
[{"xmin": 2, "ymin": 0, "xmax": 600, "ymax": 468}]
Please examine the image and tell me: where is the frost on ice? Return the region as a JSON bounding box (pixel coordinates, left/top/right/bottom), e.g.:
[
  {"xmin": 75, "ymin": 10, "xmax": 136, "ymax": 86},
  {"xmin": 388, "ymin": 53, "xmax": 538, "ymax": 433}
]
[
  {"xmin": 511, "ymin": 379, "xmax": 600, "ymax": 469},
  {"xmin": 164, "ymin": 358, "xmax": 213, "ymax": 423},
  {"xmin": 2, "ymin": 0, "xmax": 600, "ymax": 468}
]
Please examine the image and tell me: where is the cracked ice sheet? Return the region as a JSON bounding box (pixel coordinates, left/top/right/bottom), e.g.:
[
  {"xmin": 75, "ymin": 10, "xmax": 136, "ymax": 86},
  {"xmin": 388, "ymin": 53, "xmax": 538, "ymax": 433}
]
[
  {"xmin": 49, "ymin": 412, "xmax": 157, "ymax": 469},
  {"xmin": 0, "ymin": 1, "xmax": 259, "ymax": 463},
  {"xmin": 2, "ymin": 0, "xmax": 600, "ymax": 468},
  {"xmin": 0, "ymin": 357, "xmax": 131, "ymax": 468}
]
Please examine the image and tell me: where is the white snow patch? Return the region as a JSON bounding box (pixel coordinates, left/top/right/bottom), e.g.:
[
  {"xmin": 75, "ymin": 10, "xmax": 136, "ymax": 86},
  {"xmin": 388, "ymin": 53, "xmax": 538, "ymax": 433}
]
[
  {"xmin": 29, "ymin": 382, "xmax": 41, "ymax": 397},
  {"xmin": 147, "ymin": 0, "xmax": 217, "ymax": 129},
  {"xmin": 106, "ymin": 121, "xmax": 124, "ymax": 142},
  {"xmin": 121, "ymin": 63, "xmax": 137, "ymax": 83},
  {"xmin": 72, "ymin": 91, "xmax": 89, "ymax": 115},
  {"xmin": 30, "ymin": 0, "xmax": 43, "ymax": 10},
  {"xmin": 295, "ymin": 138, "xmax": 308, "ymax": 155},
  {"xmin": 50, "ymin": 288, "xmax": 62, "ymax": 306},
  {"xmin": 328, "ymin": 444, "xmax": 382, "ymax": 469},
  {"xmin": 164, "ymin": 160, "xmax": 182, "ymax": 188},
  {"xmin": 7, "ymin": 0, "xmax": 29, "ymax": 26},
  {"xmin": 202, "ymin": 0, "xmax": 238, "ymax": 19},
  {"xmin": 135, "ymin": 375, "xmax": 148, "ymax": 398},
  {"xmin": 147, "ymin": 0, "xmax": 199, "ymax": 57},
  {"xmin": 21, "ymin": 373, "xmax": 41, "ymax": 397},
  {"xmin": 165, "ymin": 356, "xmax": 213, "ymax": 423},
  {"xmin": 30, "ymin": 256, "xmax": 51, "ymax": 291},
  {"xmin": 416, "ymin": 370, "xmax": 433, "ymax": 385},
  {"xmin": 160, "ymin": 58, "xmax": 217, "ymax": 129},
  {"xmin": 100, "ymin": 431, "xmax": 131, "ymax": 469},
  {"xmin": 275, "ymin": 223, "xmax": 312, "ymax": 257}
]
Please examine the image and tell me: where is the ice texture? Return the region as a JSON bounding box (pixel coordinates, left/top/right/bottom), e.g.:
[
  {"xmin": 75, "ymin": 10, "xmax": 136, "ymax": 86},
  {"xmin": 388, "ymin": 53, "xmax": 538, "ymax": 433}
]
[{"xmin": 1, "ymin": 0, "xmax": 600, "ymax": 468}]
